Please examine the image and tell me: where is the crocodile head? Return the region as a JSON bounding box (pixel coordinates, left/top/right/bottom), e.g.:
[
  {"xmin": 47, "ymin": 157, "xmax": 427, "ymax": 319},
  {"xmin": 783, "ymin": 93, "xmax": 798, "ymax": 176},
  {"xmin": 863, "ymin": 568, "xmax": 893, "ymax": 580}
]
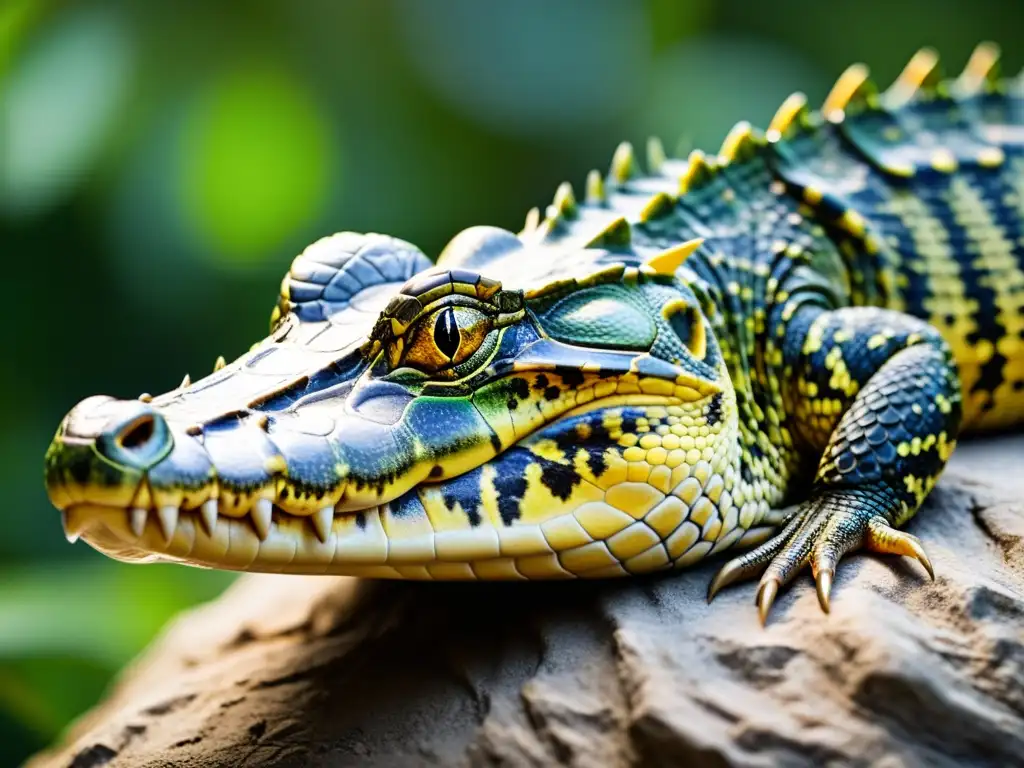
[{"xmin": 45, "ymin": 228, "xmax": 738, "ymax": 578}]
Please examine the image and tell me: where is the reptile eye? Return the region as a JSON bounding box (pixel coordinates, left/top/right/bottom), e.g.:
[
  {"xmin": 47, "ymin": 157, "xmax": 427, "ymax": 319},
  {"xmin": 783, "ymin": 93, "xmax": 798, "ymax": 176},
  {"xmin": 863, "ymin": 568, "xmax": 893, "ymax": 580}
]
[
  {"xmin": 434, "ymin": 307, "xmax": 461, "ymax": 359},
  {"xmin": 398, "ymin": 305, "xmax": 492, "ymax": 374}
]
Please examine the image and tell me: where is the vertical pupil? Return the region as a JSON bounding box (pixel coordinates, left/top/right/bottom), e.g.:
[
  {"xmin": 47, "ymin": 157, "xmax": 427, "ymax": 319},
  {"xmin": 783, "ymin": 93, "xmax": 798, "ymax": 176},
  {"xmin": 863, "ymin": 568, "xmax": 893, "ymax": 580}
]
[{"xmin": 434, "ymin": 307, "xmax": 461, "ymax": 360}]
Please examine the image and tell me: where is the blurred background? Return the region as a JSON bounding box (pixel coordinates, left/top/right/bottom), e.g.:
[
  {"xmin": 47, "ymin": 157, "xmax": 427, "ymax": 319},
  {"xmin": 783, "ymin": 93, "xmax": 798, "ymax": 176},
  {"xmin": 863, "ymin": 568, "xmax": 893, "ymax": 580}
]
[{"xmin": 1, "ymin": 0, "xmax": 1021, "ymax": 762}]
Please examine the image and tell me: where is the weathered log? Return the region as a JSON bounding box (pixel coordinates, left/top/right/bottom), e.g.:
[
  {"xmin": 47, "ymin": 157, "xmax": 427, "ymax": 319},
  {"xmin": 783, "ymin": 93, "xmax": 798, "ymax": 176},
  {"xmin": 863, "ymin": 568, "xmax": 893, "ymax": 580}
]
[{"xmin": 31, "ymin": 437, "xmax": 1024, "ymax": 767}]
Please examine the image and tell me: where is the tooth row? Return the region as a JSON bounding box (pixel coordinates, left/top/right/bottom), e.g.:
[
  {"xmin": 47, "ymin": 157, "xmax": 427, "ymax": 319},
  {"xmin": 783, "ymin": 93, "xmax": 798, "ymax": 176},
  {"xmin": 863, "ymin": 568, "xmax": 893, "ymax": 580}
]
[{"xmin": 128, "ymin": 499, "xmax": 337, "ymax": 544}]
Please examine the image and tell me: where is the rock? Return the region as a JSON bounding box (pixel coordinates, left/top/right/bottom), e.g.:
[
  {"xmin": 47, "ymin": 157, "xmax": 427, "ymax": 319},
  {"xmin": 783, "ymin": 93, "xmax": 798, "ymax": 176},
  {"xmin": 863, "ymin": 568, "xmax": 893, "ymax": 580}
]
[{"xmin": 29, "ymin": 436, "xmax": 1024, "ymax": 768}]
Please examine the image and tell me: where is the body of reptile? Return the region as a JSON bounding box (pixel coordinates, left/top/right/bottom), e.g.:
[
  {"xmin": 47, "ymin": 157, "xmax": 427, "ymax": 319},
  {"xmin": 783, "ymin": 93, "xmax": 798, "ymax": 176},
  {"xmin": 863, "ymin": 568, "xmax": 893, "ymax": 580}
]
[{"xmin": 45, "ymin": 45, "xmax": 1024, "ymax": 620}]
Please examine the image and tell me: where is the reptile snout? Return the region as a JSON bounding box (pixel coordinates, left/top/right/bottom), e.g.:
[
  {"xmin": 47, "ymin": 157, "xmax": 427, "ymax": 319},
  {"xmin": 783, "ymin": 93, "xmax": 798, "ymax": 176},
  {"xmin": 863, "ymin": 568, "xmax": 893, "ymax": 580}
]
[{"xmin": 45, "ymin": 396, "xmax": 173, "ymax": 511}]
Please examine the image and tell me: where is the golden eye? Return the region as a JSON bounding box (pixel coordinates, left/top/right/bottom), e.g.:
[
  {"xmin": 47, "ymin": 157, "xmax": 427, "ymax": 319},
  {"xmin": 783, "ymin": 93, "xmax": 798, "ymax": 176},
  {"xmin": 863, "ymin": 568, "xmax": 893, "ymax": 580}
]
[{"xmin": 399, "ymin": 305, "xmax": 491, "ymax": 374}]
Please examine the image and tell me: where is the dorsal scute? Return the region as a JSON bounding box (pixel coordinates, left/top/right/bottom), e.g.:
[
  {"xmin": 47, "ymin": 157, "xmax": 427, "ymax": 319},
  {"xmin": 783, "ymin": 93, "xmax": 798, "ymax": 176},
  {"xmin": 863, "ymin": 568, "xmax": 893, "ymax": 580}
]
[
  {"xmin": 767, "ymin": 92, "xmax": 814, "ymax": 143},
  {"xmin": 884, "ymin": 47, "xmax": 945, "ymax": 108},
  {"xmin": 717, "ymin": 121, "xmax": 767, "ymax": 165},
  {"xmin": 822, "ymin": 63, "xmax": 879, "ymax": 120},
  {"xmin": 678, "ymin": 149, "xmax": 719, "ymax": 195},
  {"xmin": 955, "ymin": 41, "xmax": 1001, "ymax": 96},
  {"xmin": 609, "ymin": 141, "xmax": 638, "ymax": 184},
  {"xmin": 585, "ymin": 169, "xmax": 606, "ymax": 205},
  {"xmin": 646, "ymin": 136, "xmax": 667, "ymax": 175},
  {"xmin": 586, "ymin": 216, "xmax": 632, "ymax": 249}
]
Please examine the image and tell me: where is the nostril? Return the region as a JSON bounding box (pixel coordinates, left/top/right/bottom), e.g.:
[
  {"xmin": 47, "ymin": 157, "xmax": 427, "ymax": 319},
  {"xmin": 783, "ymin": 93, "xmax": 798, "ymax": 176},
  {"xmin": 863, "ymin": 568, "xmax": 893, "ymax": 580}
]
[{"xmin": 118, "ymin": 415, "xmax": 156, "ymax": 451}]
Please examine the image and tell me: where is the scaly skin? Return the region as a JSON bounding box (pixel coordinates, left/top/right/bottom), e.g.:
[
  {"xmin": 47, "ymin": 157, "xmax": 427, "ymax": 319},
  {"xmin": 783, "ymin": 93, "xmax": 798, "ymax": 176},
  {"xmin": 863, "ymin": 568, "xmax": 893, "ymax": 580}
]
[{"xmin": 45, "ymin": 44, "xmax": 1024, "ymax": 622}]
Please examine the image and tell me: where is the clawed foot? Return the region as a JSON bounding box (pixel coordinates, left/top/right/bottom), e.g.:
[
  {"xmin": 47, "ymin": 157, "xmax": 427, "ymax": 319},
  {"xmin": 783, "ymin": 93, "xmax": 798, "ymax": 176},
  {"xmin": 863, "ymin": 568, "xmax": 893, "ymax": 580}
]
[{"xmin": 706, "ymin": 495, "xmax": 934, "ymax": 625}]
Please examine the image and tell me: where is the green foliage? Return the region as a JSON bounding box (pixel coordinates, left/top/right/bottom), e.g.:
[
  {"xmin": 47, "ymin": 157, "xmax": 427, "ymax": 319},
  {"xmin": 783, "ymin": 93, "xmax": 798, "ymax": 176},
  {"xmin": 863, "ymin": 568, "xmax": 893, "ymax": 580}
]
[
  {"xmin": 179, "ymin": 65, "xmax": 333, "ymax": 267},
  {"xmin": 0, "ymin": 561, "xmax": 233, "ymax": 757},
  {"xmin": 0, "ymin": 0, "xmax": 1020, "ymax": 764}
]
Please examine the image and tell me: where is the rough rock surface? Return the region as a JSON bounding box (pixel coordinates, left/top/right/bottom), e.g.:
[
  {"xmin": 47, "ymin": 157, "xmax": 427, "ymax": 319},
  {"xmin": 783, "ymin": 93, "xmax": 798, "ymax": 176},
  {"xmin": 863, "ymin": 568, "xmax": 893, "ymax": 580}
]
[{"xmin": 31, "ymin": 436, "xmax": 1024, "ymax": 768}]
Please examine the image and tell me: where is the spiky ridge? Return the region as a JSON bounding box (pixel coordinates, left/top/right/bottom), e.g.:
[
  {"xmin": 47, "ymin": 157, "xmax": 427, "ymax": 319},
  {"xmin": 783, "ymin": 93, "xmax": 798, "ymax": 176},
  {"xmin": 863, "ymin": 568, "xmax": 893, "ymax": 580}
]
[{"xmin": 530, "ymin": 43, "xmax": 1015, "ymax": 254}]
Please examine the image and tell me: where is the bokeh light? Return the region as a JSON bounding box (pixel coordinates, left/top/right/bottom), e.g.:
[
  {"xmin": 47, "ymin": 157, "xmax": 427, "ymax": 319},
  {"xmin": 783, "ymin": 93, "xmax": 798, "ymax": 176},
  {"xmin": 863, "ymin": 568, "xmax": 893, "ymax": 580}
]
[
  {"xmin": 0, "ymin": 7, "xmax": 132, "ymax": 217},
  {"xmin": 178, "ymin": 65, "xmax": 333, "ymax": 268},
  {"xmin": 393, "ymin": 0, "xmax": 653, "ymax": 137}
]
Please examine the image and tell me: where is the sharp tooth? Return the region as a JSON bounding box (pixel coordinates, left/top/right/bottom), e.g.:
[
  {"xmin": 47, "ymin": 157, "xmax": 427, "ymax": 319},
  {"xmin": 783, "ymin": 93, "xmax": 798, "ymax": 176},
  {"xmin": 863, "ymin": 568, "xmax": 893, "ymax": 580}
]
[
  {"xmin": 311, "ymin": 506, "xmax": 334, "ymax": 543},
  {"xmin": 251, "ymin": 498, "xmax": 273, "ymax": 541},
  {"xmin": 130, "ymin": 508, "xmax": 148, "ymax": 537},
  {"xmin": 213, "ymin": 355, "xmax": 226, "ymax": 372},
  {"xmin": 157, "ymin": 506, "xmax": 179, "ymax": 543},
  {"xmin": 179, "ymin": 373, "xmax": 191, "ymax": 389},
  {"xmin": 199, "ymin": 499, "xmax": 218, "ymax": 536},
  {"xmin": 61, "ymin": 510, "xmax": 80, "ymax": 544}
]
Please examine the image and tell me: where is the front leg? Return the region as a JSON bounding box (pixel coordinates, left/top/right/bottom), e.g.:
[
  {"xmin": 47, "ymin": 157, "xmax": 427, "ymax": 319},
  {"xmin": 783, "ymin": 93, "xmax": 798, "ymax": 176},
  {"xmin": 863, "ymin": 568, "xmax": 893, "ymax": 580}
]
[{"xmin": 709, "ymin": 307, "xmax": 963, "ymax": 623}]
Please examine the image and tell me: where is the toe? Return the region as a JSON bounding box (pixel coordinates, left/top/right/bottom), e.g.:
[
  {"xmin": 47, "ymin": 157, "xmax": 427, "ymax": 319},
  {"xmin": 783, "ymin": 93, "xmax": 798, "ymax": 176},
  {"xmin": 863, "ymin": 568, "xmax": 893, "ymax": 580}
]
[
  {"xmin": 707, "ymin": 511, "xmax": 805, "ymax": 603},
  {"xmin": 866, "ymin": 516, "xmax": 935, "ymax": 579}
]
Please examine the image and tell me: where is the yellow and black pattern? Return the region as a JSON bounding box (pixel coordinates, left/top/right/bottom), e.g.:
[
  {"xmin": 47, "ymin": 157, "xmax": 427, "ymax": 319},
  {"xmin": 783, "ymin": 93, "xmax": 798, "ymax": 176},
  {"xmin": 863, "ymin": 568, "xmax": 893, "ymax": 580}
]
[{"xmin": 43, "ymin": 44, "xmax": 1023, "ymax": 623}]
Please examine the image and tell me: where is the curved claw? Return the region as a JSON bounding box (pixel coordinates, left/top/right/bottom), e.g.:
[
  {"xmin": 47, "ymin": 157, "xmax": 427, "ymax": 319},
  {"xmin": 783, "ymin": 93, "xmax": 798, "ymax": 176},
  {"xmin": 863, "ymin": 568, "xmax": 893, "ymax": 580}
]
[
  {"xmin": 815, "ymin": 568, "xmax": 834, "ymax": 613},
  {"xmin": 707, "ymin": 558, "xmax": 755, "ymax": 603},
  {"xmin": 866, "ymin": 517, "xmax": 935, "ymax": 580},
  {"xmin": 706, "ymin": 510, "xmax": 807, "ymax": 604},
  {"xmin": 756, "ymin": 579, "xmax": 780, "ymax": 626}
]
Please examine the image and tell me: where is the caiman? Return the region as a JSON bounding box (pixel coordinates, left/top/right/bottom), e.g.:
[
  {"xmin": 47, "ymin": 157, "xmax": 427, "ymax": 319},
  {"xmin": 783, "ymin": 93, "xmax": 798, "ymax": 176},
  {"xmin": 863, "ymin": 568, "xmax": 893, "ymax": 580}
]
[{"xmin": 44, "ymin": 45, "xmax": 1024, "ymax": 623}]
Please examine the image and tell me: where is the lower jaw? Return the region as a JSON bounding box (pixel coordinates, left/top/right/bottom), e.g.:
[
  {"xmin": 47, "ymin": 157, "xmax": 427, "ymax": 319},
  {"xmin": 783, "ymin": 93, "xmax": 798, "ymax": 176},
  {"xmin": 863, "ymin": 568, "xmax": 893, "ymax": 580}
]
[
  {"xmin": 62, "ymin": 503, "xmax": 554, "ymax": 580},
  {"xmin": 62, "ymin": 503, "xmax": 399, "ymax": 576}
]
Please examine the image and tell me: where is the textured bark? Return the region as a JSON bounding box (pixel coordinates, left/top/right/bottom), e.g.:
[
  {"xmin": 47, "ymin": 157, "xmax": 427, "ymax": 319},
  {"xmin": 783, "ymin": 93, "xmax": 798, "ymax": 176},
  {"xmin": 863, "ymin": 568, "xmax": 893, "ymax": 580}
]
[{"xmin": 31, "ymin": 436, "xmax": 1024, "ymax": 768}]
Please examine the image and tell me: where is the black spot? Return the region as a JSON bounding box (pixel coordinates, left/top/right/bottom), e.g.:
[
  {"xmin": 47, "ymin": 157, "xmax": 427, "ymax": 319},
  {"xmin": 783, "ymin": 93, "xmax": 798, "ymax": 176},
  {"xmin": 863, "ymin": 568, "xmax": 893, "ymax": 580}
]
[
  {"xmin": 443, "ymin": 486, "xmax": 481, "ymax": 526},
  {"xmin": 706, "ymin": 393, "xmax": 723, "ymax": 426},
  {"xmin": 741, "ymin": 464, "xmax": 754, "ymax": 484},
  {"xmin": 559, "ymin": 368, "xmax": 585, "ymax": 388},
  {"xmin": 492, "ymin": 448, "xmax": 531, "ymax": 524},
  {"xmin": 586, "ymin": 447, "xmax": 607, "ymax": 478},
  {"xmin": 533, "ymin": 374, "xmax": 549, "ymax": 391},
  {"xmin": 490, "ymin": 432, "xmax": 502, "ymax": 452},
  {"xmin": 540, "ymin": 460, "xmax": 581, "ymax": 501},
  {"xmin": 355, "ymin": 512, "xmax": 366, "ymax": 530},
  {"xmin": 429, "ymin": 465, "xmax": 444, "ymax": 478},
  {"xmin": 68, "ymin": 458, "xmax": 91, "ymax": 485},
  {"xmin": 249, "ymin": 721, "xmax": 267, "ymax": 741},
  {"xmin": 280, "ymin": 487, "xmax": 289, "ymax": 500},
  {"xmin": 440, "ymin": 487, "xmax": 479, "ymax": 528},
  {"xmin": 438, "ymin": 467, "xmax": 485, "ymax": 526},
  {"xmin": 620, "ymin": 414, "xmax": 637, "ymax": 435},
  {"xmin": 1014, "ymin": 380, "xmax": 1024, "ymax": 392},
  {"xmin": 506, "ymin": 377, "xmax": 531, "ymax": 410},
  {"xmin": 543, "ymin": 386, "xmax": 561, "ymax": 401},
  {"xmin": 972, "ymin": 352, "xmax": 1006, "ymax": 398}
]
